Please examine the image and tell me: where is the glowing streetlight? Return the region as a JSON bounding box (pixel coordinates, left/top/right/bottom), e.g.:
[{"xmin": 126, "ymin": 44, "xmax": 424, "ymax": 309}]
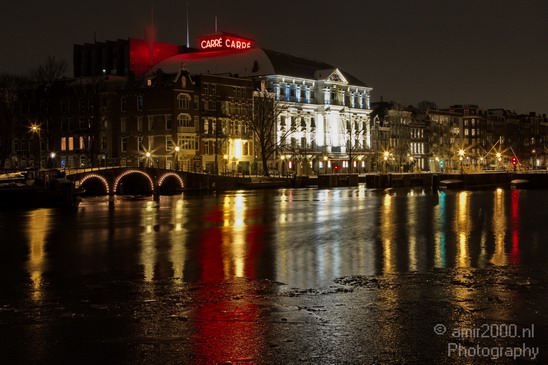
[
  {"xmin": 30, "ymin": 123, "xmax": 42, "ymax": 169},
  {"xmin": 223, "ymin": 154, "xmax": 229, "ymax": 174},
  {"xmin": 174, "ymin": 146, "xmax": 180, "ymax": 170}
]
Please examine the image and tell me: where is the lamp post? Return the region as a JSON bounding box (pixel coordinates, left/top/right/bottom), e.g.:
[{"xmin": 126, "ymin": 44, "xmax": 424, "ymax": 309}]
[
  {"xmin": 174, "ymin": 146, "xmax": 180, "ymax": 170},
  {"xmin": 223, "ymin": 154, "xmax": 229, "ymax": 174},
  {"xmin": 458, "ymin": 149, "xmax": 465, "ymax": 173},
  {"xmin": 383, "ymin": 151, "xmax": 389, "ymax": 173},
  {"xmin": 145, "ymin": 151, "xmax": 152, "ymax": 167},
  {"xmin": 30, "ymin": 124, "xmax": 42, "ymax": 169},
  {"xmin": 50, "ymin": 152, "xmax": 56, "ymax": 168}
]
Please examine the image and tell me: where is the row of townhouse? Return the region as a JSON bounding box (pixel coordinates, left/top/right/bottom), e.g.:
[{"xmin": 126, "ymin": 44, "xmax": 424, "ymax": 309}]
[
  {"xmin": 2, "ymin": 33, "xmax": 546, "ymax": 174},
  {"xmin": 370, "ymin": 102, "xmax": 548, "ymax": 173}
]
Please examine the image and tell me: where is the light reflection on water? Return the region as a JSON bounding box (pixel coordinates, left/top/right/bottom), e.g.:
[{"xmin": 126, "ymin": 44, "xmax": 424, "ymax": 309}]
[{"xmin": 1, "ymin": 186, "xmax": 547, "ymax": 289}]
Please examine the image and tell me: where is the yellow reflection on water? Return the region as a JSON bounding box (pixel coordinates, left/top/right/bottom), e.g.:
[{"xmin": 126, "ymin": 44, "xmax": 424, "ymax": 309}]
[
  {"xmin": 490, "ymin": 188, "xmax": 507, "ymax": 266},
  {"xmin": 141, "ymin": 201, "xmax": 157, "ymax": 282},
  {"xmin": 26, "ymin": 209, "xmax": 50, "ymax": 301},
  {"xmin": 221, "ymin": 192, "xmax": 247, "ymax": 278},
  {"xmin": 455, "ymin": 191, "xmax": 470, "ymax": 268},
  {"xmin": 171, "ymin": 199, "xmax": 186, "ymax": 280},
  {"xmin": 407, "ymin": 195, "xmax": 417, "ymax": 271},
  {"xmin": 381, "ymin": 193, "xmax": 395, "ymax": 274}
]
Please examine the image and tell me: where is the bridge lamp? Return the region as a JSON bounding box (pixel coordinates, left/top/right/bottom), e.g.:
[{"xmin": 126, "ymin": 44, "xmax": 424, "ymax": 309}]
[{"xmin": 174, "ymin": 146, "xmax": 180, "ymax": 170}]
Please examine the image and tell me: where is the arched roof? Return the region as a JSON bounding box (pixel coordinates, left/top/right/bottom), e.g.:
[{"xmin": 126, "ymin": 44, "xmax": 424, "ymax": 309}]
[{"xmin": 150, "ymin": 48, "xmax": 368, "ymax": 87}]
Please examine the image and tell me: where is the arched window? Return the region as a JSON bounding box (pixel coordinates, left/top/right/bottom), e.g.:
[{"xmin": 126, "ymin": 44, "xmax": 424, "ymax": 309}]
[
  {"xmin": 177, "ymin": 93, "xmax": 191, "ymax": 109},
  {"xmin": 177, "ymin": 113, "xmax": 193, "ymax": 128}
]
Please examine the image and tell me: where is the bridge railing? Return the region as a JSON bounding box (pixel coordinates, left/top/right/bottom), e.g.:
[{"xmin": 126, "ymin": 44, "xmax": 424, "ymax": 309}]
[{"xmin": 64, "ymin": 166, "xmax": 123, "ymax": 176}]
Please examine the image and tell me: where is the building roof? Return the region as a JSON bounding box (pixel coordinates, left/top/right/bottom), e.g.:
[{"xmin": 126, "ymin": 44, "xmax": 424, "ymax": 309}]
[{"xmin": 150, "ymin": 48, "xmax": 368, "ymax": 87}]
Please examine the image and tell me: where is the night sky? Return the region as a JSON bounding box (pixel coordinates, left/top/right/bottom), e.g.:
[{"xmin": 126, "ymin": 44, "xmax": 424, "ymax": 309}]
[{"xmin": 1, "ymin": 0, "xmax": 546, "ymax": 114}]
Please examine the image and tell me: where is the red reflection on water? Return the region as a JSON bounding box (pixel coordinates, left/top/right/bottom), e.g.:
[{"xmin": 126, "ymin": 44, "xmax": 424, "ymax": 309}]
[
  {"xmin": 191, "ymin": 205, "xmax": 264, "ymax": 364},
  {"xmin": 510, "ymin": 189, "xmax": 520, "ymax": 264}
]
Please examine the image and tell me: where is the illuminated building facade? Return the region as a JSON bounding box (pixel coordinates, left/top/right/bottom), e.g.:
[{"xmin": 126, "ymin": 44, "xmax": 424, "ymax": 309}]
[{"xmin": 153, "ymin": 32, "xmax": 373, "ymax": 174}]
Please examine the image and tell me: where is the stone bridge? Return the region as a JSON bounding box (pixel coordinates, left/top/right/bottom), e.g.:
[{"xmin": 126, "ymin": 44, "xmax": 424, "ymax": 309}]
[{"xmin": 65, "ymin": 167, "xmax": 249, "ymax": 195}]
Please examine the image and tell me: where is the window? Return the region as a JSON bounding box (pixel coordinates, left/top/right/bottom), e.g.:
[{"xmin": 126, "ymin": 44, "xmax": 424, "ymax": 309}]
[
  {"xmin": 193, "ymin": 95, "xmax": 199, "ymax": 110},
  {"xmin": 137, "ymin": 117, "xmax": 143, "ymax": 132},
  {"xmin": 101, "ymin": 136, "xmax": 107, "ymax": 150},
  {"xmin": 79, "ymin": 136, "xmax": 85, "ymax": 150},
  {"xmin": 211, "ymin": 84, "xmax": 216, "ymax": 95},
  {"xmin": 177, "ymin": 93, "xmax": 191, "ymax": 109},
  {"xmin": 165, "ymin": 136, "xmax": 174, "ymax": 152},
  {"xmin": 165, "ymin": 115, "xmax": 172, "ymax": 130},
  {"xmin": 203, "ymin": 119, "xmax": 209, "ymax": 134},
  {"xmin": 121, "ymin": 137, "xmax": 128, "ymax": 152},
  {"xmin": 148, "ymin": 116, "xmax": 154, "ymax": 131},
  {"xmin": 178, "ymin": 136, "xmax": 197, "ymax": 150},
  {"xmin": 203, "ymin": 84, "xmax": 208, "ymax": 94},
  {"xmin": 148, "ymin": 136, "xmax": 154, "ymax": 150},
  {"xmin": 68, "ymin": 137, "xmax": 74, "ymax": 151},
  {"xmin": 177, "ymin": 114, "xmax": 193, "ymax": 127},
  {"xmin": 194, "ymin": 116, "xmax": 199, "ymax": 128},
  {"xmin": 121, "ymin": 117, "xmax": 127, "ymax": 133},
  {"xmin": 138, "ymin": 137, "xmax": 144, "ymax": 151},
  {"xmin": 121, "ymin": 97, "xmax": 127, "ymax": 112},
  {"xmin": 137, "ymin": 95, "xmax": 143, "ymax": 111}
]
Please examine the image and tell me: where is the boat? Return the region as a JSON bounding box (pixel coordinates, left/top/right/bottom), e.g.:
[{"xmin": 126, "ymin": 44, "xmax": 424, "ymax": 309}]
[
  {"xmin": 439, "ymin": 179, "xmax": 464, "ymax": 189},
  {"xmin": 511, "ymin": 179, "xmax": 529, "ymax": 189},
  {"xmin": 0, "ymin": 169, "xmax": 82, "ymax": 209}
]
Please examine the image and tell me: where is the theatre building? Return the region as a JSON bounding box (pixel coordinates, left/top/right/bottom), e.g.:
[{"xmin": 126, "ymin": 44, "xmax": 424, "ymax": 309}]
[{"xmin": 152, "ymin": 32, "xmax": 373, "ymax": 174}]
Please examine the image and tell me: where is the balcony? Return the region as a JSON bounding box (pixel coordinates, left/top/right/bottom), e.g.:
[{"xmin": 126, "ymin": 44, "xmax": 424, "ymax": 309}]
[{"xmin": 177, "ymin": 126, "xmax": 195, "ymax": 133}]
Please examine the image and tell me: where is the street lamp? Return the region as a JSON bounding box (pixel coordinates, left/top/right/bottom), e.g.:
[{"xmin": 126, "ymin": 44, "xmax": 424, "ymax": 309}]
[
  {"xmin": 495, "ymin": 152, "xmax": 502, "ymax": 170},
  {"xmin": 458, "ymin": 149, "xmax": 465, "ymax": 173},
  {"xmin": 50, "ymin": 152, "xmax": 56, "ymax": 168},
  {"xmin": 174, "ymin": 146, "xmax": 180, "ymax": 170},
  {"xmin": 145, "ymin": 151, "xmax": 152, "ymax": 167},
  {"xmin": 223, "ymin": 154, "xmax": 229, "ymax": 174},
  {"xmin": 383, "ymin": 151, "xmax": 389, "ymax": 173},
  {"xmin": 30, "ymin": 123, "xmax": 42, "ymax": 169}
]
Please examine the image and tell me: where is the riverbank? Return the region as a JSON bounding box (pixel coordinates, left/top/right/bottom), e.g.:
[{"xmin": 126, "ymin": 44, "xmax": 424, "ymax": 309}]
[{"xmin": 1, "ymin": 266, "xmax": 546, "ymax": 364}]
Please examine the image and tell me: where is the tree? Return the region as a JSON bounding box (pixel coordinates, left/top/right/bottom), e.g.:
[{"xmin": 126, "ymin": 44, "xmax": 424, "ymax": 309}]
[
  {"xmin": 246, "ymin": 91, "xmax": 290, "ymax": 176},
  {"xmin": 0, "ymin": 74, "xmax": 26, "ymax": 168},
  {"xmin": 341, "ymin": 109, "xmax": 369, "ymax": 173},
  {"xmin": 416, "ymin": 100, "xmax": 438, "ymax": 112},
  {"xmin": 29, "ymin": 56, "xmax": 68, "ymax": 83}
]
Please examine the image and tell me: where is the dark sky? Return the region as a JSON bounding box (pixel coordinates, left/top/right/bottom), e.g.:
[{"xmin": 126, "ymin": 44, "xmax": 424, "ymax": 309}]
[{"xmin": 1, "ymin": 0, "xmax": 547, "ymax": 114}]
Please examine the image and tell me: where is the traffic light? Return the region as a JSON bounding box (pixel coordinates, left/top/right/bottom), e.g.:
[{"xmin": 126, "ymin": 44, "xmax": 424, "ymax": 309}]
[
  {"xmin": 439, "ymin": 160, "xmax": 445, "ymax": 169},
  {"xmin": 511, "ymin": 157, "xmax": 517, "ymax": 166}
]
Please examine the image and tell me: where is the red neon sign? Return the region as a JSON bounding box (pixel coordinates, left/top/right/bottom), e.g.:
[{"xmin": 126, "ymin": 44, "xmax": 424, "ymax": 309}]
[{"xmin": 198, "ymin": 34, "xmax": 254, "ymax": 51}]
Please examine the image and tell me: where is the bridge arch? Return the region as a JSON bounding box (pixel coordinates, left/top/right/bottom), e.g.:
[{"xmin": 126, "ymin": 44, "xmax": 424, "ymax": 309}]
[
  {"xmin": 113, "ymin": 169, "xmax": 155, "ymax": 194},
  {"xmin": 80, "ymin": 174, "xmax": 110, "ymax": 195},
  {"xmin": 158, "ymin": 172, "xmax": 184, "ymax": 189}
]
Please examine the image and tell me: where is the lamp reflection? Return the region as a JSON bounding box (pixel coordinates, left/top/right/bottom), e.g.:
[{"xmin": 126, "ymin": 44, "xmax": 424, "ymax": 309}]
[
  {"xmin": 381, "ymin": 193, "xmax": 395, "ymax": 274},
  {"xmin": 455, "ymin": 191, "xmax": 471, "ymax": 268},
  {"xmin": 140, "ymin": 201, "xmax": 157, "ymax": 282},
  {"xmin": 490, "ymin": 188, "xmax": 507, "ymax": 266},
  {"xmin": 26, "ymin": 209, "xmax": 50, "ymax": 301}
]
